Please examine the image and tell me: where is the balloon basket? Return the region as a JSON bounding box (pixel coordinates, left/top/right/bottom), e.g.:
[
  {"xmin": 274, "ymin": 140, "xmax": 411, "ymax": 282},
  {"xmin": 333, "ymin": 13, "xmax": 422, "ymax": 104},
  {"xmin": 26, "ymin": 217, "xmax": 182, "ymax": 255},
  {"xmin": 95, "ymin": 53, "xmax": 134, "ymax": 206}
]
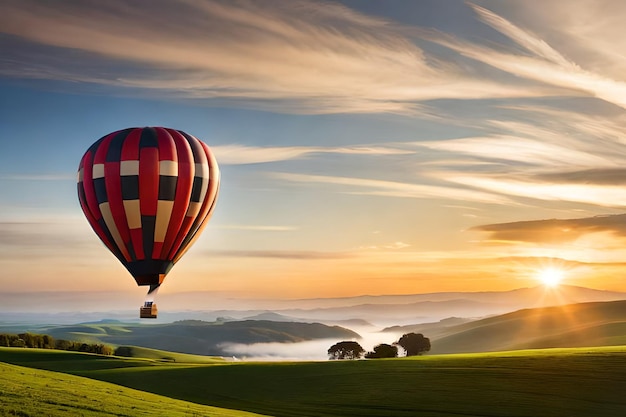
[{"xmin": 140, "ymin": 302, "xmax": 158, "ymax": 319}]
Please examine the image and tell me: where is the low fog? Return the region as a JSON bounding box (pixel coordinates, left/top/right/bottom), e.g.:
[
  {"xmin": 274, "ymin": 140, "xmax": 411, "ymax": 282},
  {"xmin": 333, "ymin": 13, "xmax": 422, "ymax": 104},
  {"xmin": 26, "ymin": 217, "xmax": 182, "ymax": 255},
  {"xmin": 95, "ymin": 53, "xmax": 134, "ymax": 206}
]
[{"xmin": 219, "ymin": 326, "xmax": 405, "ymax": 361}]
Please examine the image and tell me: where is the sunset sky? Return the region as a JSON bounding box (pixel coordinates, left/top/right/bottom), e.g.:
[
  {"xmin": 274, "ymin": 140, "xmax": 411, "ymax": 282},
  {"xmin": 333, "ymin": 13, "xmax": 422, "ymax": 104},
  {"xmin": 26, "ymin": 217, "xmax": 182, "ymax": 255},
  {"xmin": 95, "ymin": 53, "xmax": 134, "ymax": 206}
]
[{"xmin": 2, "ymin": 0, "xmax": 626, "ymax": 302}]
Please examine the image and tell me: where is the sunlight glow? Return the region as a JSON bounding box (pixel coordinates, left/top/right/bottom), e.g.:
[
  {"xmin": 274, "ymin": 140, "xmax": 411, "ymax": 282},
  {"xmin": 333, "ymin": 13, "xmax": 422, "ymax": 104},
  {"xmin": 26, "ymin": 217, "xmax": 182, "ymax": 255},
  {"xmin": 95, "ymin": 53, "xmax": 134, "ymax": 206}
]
[{"xmin": 537, "ymin": 267, "xmax": 565, "ymax": 287}]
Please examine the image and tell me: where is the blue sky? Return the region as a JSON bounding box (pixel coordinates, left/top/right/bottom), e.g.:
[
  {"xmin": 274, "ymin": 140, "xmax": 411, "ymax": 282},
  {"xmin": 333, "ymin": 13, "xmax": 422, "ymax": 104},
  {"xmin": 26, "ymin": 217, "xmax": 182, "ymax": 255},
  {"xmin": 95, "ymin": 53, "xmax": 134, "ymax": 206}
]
[{"xmin": 3, "ymin": 0, "xmax": 626, "ymax": 301}]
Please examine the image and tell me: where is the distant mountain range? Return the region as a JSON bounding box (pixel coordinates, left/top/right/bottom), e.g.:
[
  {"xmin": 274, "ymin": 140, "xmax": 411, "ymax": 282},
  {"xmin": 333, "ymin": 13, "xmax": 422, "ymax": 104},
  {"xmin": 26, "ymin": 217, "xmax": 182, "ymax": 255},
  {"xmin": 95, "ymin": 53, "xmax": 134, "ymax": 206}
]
[
  {"xmin": 234, "ymin": 285, "xmax": 626, "ymax": 326},
  {"xmin": 1, "ymin": 285, "xmax": 624, "ymax": 328}
]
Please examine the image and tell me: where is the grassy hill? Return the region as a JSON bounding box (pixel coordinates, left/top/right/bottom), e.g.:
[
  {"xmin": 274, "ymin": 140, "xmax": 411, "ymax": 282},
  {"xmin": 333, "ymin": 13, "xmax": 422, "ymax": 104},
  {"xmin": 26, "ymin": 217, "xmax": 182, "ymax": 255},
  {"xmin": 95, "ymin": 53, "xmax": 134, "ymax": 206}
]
[
  {"xmin": 113, "ymin": 345, "xmax": 226, "ymax": 363},
  {"xmin": 382, "ymin": 317, "xmax": 473, "ymax": 337},
  {"xmin": 42, "ymin": 319, "xmax": 359, "ymax": 356},
  {"xmin": 2, "ymin": 346, "xmax": 626, "ymax": 416},
  {"xmin": 431, "ymin": 300, "xmax": 626, "ymax": 353},
  {"xmin": 0, "ymin": 360, "xmax": 265, "ymax": 417}
]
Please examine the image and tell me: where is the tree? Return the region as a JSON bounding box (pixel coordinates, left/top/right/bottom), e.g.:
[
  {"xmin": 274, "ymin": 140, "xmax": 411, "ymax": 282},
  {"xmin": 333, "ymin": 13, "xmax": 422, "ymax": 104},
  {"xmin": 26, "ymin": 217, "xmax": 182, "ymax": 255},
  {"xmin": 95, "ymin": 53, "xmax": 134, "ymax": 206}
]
[
  {"xmin": 365, "ymin": 343, "xmax": 398, "ymax": 359},
  {"xmin": 328, "ymin": 341, "xmax": 365, "ymax": 360},
  {"xmin": 42, "ymin": 334, "xmax": 54, "ymax": 349},
  {"xmin": 396, "ymin": 333, "xmax": 431, "ymax": 356},
  {"xmin": 55, "ymin": 339, "xmax": 73, "ymax": 350},
  {"xmin": 18, "ymin": 333, "xmax": 35, "ymax": 348},
  {"xmin": 93, "ymin": 344, "xmax": 114, "ymax": 355},
  {"xmin": 10, "ymin": 338, "xmax": 26, "ymax": 348}
]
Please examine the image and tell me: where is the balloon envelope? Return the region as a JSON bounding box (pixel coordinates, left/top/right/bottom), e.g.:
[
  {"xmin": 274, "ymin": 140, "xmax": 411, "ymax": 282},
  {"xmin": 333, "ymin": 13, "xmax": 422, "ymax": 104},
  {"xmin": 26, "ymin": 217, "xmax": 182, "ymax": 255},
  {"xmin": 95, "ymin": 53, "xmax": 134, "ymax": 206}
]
[{"xmin": 77, "ymin": 127, "xmax": 219, "ymax": 287}]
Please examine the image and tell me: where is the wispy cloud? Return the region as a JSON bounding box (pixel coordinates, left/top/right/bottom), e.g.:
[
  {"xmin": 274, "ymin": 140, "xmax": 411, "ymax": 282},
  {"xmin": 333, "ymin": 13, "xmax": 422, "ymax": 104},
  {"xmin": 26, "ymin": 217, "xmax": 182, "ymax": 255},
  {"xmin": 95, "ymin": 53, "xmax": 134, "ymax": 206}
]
[
  {"xmin": 488, "ymin": 1, "xmax": 626, "ymax": 79},
  {"xmin": 410, "ymin": 103, "xmax": 626, "ymax": 208},
  {"xmin": 359, "ymin": 241, "xmax": 411, "ymax": 250},
  {"xmin": 270, "ymin": 172, "xmax": 512, "ymax": 204},
  {"xmin": 417, "ymin": 135, "xmax": 612, "ymax": 168},
  {"xmin": 535, "ymin": 168, "xmax": 626, "ymax": 185},
  {"xmin": 0, "ymin": 221, "xmax": 99, "ymax": 254},
  {"xmin": 470, "ymin": 4, "xmax": 574, "ymax": 67},
  {"xmin": 469, "ymin": 212, "xmax": 626, "ymax": 267},
  {"xmin": 448, "ymin": 175, "xmax": 626, "ymax": 208},
  {"xmin": 473, "ymin": 214, "xmax": 626, "ymax": 244},
  {"xmin": 4, "ymin": 1, "xmax": 625, "ymax": 116},
  {"xmin": 212, "ymin": 144, "xmax": 412, "ymax": 165},
  {"xmin": 212, "ymin": 249, "xmax": 352, "ymax": 260},
  {"xmin": 429, "ymin": 2, "xmax": 626, "ymax": 110},
  {"xmin": 0, "ymin": 174, "xmax": 75, "ymax": 181},
  {"xmin": 0, "ymin": 0, "xmax": 559, "ymax": 114},
  {"xmin": 215, "ymin": 224, "xmax": 297, "ymax": 232}
]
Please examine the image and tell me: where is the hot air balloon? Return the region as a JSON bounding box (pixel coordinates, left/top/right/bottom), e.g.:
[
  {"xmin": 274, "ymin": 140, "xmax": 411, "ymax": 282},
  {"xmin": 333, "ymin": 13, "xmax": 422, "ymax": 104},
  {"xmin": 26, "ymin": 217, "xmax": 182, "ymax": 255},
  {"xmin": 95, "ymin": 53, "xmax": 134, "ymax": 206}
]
[{"xmin": 77, "ymin": 127, "xmax": 220, "ymax": 318}]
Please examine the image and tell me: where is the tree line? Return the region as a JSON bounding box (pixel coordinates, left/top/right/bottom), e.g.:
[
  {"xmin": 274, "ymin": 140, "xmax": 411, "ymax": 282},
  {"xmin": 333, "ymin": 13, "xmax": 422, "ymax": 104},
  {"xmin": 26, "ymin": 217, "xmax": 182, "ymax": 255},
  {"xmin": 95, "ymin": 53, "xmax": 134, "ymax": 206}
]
[
  {"xmin": 0, "ymin": 332, "xmax": 114, "ymax": 355},
  {"xmin": 328, "ymin": 332, "xmax": 430, "ymax": 360}
]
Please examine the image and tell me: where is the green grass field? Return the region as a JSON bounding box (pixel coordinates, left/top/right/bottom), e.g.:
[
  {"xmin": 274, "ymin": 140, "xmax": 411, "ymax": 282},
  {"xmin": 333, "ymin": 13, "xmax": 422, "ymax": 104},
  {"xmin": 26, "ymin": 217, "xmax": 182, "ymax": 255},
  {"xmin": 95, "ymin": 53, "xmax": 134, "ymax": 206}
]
[
  {"xmin": 0, "ymin": 360, "xmax": 265, "ymax": 417},
  {"xmin": 2, "ymin": 346, "xmax": 626, "ymax": 416}
]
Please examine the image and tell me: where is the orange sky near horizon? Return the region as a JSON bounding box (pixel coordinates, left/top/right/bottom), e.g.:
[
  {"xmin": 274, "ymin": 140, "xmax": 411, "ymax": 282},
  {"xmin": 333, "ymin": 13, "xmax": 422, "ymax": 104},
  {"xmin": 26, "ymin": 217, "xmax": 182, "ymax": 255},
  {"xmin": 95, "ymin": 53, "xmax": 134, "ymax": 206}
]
[{"xmin": 3, "ymin": 217, "xmax": 626, "ymax": 299}]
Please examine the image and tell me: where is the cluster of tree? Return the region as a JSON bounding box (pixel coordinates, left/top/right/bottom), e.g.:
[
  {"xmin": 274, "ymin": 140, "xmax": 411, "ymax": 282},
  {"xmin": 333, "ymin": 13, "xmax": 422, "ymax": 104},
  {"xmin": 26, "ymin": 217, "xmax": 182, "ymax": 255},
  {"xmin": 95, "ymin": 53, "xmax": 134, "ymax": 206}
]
[
  {"xmin": 0, "ymin": 333, "xmax": 55, "ymax": 349},
  {"xmin": 55, "ymin": 340, "xmax": 114, "ymax": 355},
  {"xmin": 328, "ymin": 332, "xmax": 431, "ymax": 360},
  {"xmin": 365, "ymin": 343, "xmax": 397, "ymax": 359},
  {"xmin": 0, "ymin": 333, "xmax": 113, "ymax": 355},
  {"xmin": 327, "ymin": 341, "xmax": 364, "ymax": 360},
  {"xmin": 396, "ymin": 333, "xmax": 431, "ymax": 356}
]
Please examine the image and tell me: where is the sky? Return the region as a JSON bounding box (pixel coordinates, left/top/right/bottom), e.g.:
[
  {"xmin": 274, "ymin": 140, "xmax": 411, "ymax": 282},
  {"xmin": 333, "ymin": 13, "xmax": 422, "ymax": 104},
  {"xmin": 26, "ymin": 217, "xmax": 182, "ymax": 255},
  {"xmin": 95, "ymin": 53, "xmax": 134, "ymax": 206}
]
[{"xmin": 2, "ymin": 0, "xmax": 626, "ymax": 303}]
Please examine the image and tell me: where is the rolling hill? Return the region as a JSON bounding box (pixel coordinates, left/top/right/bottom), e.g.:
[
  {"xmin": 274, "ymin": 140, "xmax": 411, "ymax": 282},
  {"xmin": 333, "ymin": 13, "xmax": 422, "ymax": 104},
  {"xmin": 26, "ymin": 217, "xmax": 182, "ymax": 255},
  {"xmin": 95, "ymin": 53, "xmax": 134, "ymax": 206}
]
[
  {"xmin": 113, "ymin": 345, "xmax": 226, "ymax": 362},
  {"xmin": 382, "ymin": 317, "xmax": 473, "ymax": 338},
  {"xmin": 430, "ymin": 300, "xmax": 626, "ymax": 354},
  {"xmin": 42, "ymin": 319, "xmax": 360, "ymax": 356}
]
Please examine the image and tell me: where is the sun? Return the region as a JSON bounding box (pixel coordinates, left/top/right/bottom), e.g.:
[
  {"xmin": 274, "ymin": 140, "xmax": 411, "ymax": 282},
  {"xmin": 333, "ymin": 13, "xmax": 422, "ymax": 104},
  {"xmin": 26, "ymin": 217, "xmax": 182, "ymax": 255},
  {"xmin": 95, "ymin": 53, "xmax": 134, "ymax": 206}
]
[{"xmin": 537, "ymin": 267, "xmax": 565, "ymax": 287}]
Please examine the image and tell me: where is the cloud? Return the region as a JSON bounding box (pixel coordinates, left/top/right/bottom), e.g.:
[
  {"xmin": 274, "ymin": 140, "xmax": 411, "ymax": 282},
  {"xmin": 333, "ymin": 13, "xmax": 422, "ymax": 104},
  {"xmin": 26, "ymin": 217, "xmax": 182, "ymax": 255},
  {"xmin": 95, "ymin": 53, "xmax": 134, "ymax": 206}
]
[
  {"xmin": 0, "ymin": 222, "xmax": 50, "ymax": 247},
  {"xmin": 0, "ymin": 174, "xmax": 75, "ymax": 181},
  {"xmin": 359, "ymin": 241, "xmax": 411, "ymax": 250},
  {"xmin": 0, "ymin": 0, "xmax": 560, "ymax": 114},
  {"xmin": 427, "ymin": 2, "xmax": 626, "ymax": 110},
  {"xmin": 212, "ymin": 249, "xmax": 353, "ymax": 260},
  {"xmin": 409, "ymin": 105, "xmax": 626, "ymax": 208},
  {"xmin": 534, "ymin": 168, "xmax": 626, "ymax": 185},
  {"xmin": 212, "ymin": 144, "xmax": 413, "ymax": 165},
  {"xmin": 416, "ymin": 134, "xmax": 612, "ymax": 168},
  {"xmin": 495, "ymin": 255, "xmax": 626, "ymax": 268},
  {"xmin": 484, "ymin": 1, "xmax": 626, "ymax": 79},
  {"xmin": 215, "ymin": 224, "xmax": 297, "ymax": 231},
  {"xmin": 469, "ymin": 4, "xmax": 573, "ymax": 67},
  {"xmin": 472, "ymin": 213, "xmax": 626, "ymax": 244},
  {"xmin": 270, "ymin": 172, "xmax": 512, "ymax": 205},
  {"xmin": 447, "ymin": 175, "xmax": 626, "ymax": 208},
  {"xmin": 0, "ymin": 221, "xmax": 102, "ymax": 260}
]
